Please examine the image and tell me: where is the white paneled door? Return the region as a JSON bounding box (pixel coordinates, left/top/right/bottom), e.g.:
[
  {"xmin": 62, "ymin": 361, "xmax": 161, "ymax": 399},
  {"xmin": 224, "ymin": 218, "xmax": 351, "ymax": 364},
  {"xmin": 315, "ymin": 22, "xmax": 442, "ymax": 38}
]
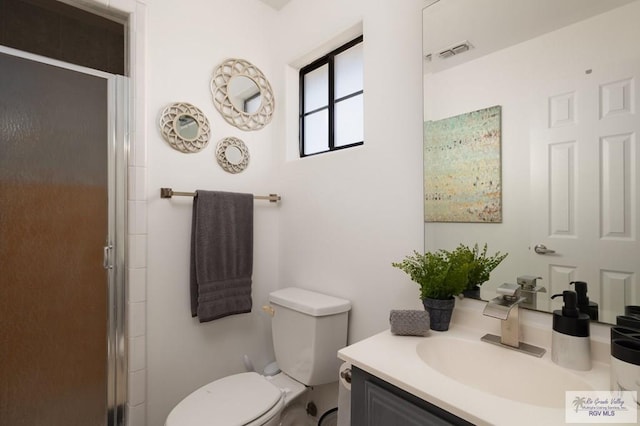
[{"xmin": 529, "ymin": 60, "xmax": 640, "ymax": 322}]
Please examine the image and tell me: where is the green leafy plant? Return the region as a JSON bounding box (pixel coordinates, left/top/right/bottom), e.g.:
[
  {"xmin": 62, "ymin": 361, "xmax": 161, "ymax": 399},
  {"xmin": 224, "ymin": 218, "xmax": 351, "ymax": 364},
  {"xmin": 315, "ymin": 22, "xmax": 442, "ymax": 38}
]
[
  {"xmin": 392, "ymin": 244, "xmax": 508, "ymax": 299},
  {"xmin": 392, "ymin": 249, "xmax": 470, "ymax": 300},
  {"xmin": 462, "ymin": 243, "xmax": 508, "ymax": 290}
]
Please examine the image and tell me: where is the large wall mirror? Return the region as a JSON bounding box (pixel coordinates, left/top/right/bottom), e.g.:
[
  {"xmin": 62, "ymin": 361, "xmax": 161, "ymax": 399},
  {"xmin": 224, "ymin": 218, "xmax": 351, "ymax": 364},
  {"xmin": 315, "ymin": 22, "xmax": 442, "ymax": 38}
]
[{"xmin": 423, "ymin": 0, "xmax": 640, "ymax": 325}]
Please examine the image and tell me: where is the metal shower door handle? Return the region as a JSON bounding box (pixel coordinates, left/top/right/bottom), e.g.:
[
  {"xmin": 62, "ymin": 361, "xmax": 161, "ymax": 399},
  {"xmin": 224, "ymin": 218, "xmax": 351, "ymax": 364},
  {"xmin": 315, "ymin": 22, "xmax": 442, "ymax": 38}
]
[
  {"xmin": 534, "ymin": 244, "xmax": 555, "ymax": 255},
  {"xmin": 103, "ymin": 245, "xmax": 113, "ymax": 269}
]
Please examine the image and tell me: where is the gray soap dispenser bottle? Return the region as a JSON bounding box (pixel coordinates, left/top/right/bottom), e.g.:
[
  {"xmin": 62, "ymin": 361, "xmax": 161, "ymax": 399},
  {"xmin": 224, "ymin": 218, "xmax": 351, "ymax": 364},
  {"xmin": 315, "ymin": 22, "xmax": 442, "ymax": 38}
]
[
  {"xmin": 551, "ymin": 290, "xmax": 591, "ymax": 371},
  {"xmin": 570, "ymin": 281, "xmax": 599, "ymax": 321}
]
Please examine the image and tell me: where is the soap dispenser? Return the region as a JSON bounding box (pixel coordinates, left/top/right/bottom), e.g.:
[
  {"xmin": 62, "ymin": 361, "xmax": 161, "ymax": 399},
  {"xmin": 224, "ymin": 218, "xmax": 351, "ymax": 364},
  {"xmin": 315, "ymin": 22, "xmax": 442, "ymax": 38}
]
[
  {"xmin": 551, "ymin": 290, "xmax": 591, "ymax": 371},
  {"xmin": 570, "ymin": 281, "xmax": 599, "ymax": 321}
]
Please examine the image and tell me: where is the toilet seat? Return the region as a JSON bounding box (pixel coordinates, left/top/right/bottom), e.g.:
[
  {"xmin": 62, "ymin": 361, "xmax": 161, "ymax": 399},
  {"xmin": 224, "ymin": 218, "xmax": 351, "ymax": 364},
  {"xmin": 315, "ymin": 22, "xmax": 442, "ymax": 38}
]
[{"xmin": 165, "ymin": 372, "xmax": 285, "ymax": 426}]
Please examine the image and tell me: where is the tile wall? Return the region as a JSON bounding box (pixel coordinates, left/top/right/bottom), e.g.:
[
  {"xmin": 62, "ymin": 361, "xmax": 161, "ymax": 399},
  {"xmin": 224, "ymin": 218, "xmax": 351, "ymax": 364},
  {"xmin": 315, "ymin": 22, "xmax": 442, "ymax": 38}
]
[{"xmin": 80, "ymin": 0, "xmax": 149, "ymax": 424}]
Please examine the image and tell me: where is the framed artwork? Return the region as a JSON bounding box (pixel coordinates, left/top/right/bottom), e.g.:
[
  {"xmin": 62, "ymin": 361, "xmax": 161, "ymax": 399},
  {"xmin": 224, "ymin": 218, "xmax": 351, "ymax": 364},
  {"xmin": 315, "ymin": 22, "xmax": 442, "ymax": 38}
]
[{"xmin": 424, "ymin": 105, "xmax": 502, "ymax": 223}]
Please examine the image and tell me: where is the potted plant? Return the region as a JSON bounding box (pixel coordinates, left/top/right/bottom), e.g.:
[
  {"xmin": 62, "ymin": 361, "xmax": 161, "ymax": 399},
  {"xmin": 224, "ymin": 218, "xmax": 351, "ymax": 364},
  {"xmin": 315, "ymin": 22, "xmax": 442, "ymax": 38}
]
[
  {"xmin": 461, "ymin": 243, "xmax": 508, "ymax": 299},
  {"xmin": 392, "ymin": 247, "xmax": 470, "ymax": 331}
]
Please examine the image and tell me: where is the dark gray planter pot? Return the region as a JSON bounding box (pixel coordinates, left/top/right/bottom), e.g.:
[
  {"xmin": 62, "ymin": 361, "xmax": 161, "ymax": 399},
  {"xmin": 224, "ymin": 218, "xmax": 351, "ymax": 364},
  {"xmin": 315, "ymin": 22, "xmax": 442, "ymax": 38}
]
[
  {"xmin": 462, "ymin": 285, "xmax": 481, "ymax": 300},
  {"xmin": 422, "ymin": 297, "xmax": 455, "ymax": 331}
]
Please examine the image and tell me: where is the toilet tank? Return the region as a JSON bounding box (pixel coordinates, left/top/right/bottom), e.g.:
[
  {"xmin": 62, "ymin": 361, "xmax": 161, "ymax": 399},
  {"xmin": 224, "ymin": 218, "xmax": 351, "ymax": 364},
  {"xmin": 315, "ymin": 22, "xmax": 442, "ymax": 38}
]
[{"xmin": 269, "ymin": 287, "xmax": 351, "ymax": 386}]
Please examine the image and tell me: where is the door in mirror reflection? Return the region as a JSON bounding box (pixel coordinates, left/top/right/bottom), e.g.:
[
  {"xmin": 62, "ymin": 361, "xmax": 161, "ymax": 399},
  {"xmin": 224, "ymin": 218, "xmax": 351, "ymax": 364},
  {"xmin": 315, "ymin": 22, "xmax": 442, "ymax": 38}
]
[{"xmin": 529, "ymin": 61, "xmax": 640, "ymax": 322}]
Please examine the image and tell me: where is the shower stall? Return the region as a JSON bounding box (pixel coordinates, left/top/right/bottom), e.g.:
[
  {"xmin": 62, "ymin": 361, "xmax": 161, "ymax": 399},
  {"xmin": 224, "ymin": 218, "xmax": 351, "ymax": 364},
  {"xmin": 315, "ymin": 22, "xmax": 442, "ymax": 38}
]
[{"xmin": 0, "ymin": 46, "xmax": 128, "ymax": 426}]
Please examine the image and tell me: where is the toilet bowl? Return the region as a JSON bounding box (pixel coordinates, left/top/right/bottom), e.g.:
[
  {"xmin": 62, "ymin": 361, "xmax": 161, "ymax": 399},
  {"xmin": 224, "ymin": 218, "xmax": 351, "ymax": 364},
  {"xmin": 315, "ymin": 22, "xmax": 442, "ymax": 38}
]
[{"xmin": 166, "ymin": 288, "xmax": 351, "ymax": 426}]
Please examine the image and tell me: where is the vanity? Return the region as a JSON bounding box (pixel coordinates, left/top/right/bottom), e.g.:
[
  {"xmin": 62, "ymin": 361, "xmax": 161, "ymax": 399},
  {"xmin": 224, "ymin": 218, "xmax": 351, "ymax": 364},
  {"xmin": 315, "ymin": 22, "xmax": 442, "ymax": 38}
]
[{"xmin": 338, "ymin": 299, "xmax": 619, "ymax": 426}]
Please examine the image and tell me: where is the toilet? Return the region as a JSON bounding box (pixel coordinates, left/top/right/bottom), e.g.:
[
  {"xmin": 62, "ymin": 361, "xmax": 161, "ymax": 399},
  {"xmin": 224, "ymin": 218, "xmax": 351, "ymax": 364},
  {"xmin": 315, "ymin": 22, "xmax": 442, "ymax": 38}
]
[{"xmin": 165, "ymin": 287, "xmax": 351, "ymax": 426}]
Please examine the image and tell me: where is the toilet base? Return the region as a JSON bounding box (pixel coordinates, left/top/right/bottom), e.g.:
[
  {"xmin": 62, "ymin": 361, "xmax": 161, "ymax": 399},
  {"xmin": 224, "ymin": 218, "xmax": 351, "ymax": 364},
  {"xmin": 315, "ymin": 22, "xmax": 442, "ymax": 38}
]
[
  {"xmin": 279, "ymin": 403, "xmax": 315, "ymax": 426},
  {"xmin": 264, "ymin": 372, "xmax": 307, "ymax": 404}
]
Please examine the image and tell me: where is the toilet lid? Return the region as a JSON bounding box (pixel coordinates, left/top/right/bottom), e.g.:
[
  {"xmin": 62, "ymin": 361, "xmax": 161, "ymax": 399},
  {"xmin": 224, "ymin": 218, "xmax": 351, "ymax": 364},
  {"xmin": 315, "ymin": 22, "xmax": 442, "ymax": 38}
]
[{"xmin": 166, "ymin": 372, "xmax": 283, "ymax": 426}]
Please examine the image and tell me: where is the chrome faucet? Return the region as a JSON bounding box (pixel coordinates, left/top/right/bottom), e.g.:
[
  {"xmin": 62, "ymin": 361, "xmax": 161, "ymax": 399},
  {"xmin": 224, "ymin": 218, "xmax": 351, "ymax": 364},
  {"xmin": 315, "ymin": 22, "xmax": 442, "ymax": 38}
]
[
  {"xmin": 482, "ymin": 283, "xmax": 525, "ymax": 347},
  {"xmin": 517, "ymin": 275, "xmax": 546, "ymax": 310},
  {"xmin": 481, "ymin": 283, "xmax": 546, "ymax": 357}
]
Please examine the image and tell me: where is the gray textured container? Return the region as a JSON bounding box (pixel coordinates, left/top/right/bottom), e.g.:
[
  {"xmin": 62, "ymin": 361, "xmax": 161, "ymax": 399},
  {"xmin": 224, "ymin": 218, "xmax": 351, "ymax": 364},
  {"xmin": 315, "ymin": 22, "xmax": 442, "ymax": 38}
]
[{"xmin": 389, "ymin": 309, "xmax": 430, "ymax": 336}]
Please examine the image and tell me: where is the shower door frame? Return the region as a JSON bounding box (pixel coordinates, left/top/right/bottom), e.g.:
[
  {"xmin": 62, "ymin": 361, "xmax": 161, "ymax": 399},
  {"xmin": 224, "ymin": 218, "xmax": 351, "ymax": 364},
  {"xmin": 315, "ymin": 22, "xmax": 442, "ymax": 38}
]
[{"xmin": 0, "ymin": 45, "xmax": 129, "ymax": 426}]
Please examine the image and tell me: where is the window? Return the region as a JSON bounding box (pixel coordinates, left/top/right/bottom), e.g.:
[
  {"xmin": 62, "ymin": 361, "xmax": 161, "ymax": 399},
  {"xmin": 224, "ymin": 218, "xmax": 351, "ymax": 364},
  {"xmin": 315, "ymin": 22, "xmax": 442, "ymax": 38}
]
[{"xmin": 299, "ymin": 36, "xmax": 364, "ymax": 157}]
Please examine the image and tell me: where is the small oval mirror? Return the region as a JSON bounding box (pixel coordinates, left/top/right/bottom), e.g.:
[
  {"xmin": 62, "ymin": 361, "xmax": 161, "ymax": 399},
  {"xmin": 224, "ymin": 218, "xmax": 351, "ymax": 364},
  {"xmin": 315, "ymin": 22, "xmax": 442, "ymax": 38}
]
[
  {"xmin": 216, "ymin": 136, "xmax": 249, "ymax": 174},
  {"xmin": 228, "ymin": 75, "xmax": 261, "ymax": 113},
  {"xmin": 174, "ymin": 114, "xmax": 199, "ymax": 140}
]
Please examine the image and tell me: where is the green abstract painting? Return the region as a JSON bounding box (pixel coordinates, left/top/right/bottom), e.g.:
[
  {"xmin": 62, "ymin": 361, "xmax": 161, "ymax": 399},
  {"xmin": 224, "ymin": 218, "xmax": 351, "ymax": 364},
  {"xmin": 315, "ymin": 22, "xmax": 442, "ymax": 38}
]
[{"xmin": 424, "ymin": 105, "xmax": 502, "ymax": 223}]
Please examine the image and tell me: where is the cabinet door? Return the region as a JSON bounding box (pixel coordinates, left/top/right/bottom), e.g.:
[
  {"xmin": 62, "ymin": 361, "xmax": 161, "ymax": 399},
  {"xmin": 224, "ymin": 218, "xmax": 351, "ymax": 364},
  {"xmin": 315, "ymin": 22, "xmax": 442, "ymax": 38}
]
[
  {"xmin": 363, "ymin": 381, "xmax": 454, "ymax": 426},
  {"xmin": 351, "ymin": 367, "xmax": 473, "ymax": 426}
]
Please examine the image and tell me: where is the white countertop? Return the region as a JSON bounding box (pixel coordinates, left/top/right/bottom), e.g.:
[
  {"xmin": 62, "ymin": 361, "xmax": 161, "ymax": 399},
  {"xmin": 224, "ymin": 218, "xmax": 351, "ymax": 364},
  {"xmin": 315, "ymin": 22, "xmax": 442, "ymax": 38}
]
[{"xmin": 338, "ymin": 298, "xmax": 634, "ymax": 426}]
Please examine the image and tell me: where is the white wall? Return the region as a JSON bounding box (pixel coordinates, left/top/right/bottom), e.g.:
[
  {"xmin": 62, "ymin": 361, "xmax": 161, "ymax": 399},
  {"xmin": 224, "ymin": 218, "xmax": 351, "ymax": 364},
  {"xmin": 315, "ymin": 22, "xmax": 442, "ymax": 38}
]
[
  {"xmin": 423, "ymin": 2, "xmax": 640, "ymax": 299},
  {"xmin": 273, "ymin": 0, "xmax": 426, "ymax": 344},
  {"xmin": 146, "ymin": 0, "xmax": 427, "ymax": 424},
  {"xmin": 145, "ymin": 1, "xmax": 281, "ymax": 425}
]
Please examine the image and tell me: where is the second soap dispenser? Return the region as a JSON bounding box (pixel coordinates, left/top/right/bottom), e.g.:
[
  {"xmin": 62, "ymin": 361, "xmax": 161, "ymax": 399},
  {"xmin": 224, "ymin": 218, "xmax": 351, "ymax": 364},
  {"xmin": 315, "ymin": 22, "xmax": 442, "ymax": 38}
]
[
  {"xmin": 570, "ymin": 280, "xmax": 599, "ymax": 321},
  {"xmin": 551, "ymin": 290, "xmax": 592, "ymax": 371}
]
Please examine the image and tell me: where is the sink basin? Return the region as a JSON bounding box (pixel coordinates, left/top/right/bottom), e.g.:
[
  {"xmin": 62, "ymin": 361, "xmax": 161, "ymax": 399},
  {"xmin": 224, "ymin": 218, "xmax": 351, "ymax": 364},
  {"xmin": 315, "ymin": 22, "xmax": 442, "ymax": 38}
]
[{"xmin": 416, "ymin": 336, "xmax": 593, "ymax": 408}]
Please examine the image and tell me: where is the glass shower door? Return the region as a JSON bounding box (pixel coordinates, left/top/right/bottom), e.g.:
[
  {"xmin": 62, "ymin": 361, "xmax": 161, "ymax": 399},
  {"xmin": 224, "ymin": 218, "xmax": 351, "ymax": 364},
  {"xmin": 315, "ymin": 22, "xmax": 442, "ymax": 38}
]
[{"xmin": 0, "ymin": 49, "xmax": 119, "ymax": 426}]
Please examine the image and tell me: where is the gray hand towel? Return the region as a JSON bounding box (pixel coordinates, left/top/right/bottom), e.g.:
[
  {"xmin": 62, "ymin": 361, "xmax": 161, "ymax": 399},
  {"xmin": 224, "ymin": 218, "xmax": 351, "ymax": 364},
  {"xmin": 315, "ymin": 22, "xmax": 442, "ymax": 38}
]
[{"xmin": 190, "ymin": 190, "xmax": 253, "ymax": 322}]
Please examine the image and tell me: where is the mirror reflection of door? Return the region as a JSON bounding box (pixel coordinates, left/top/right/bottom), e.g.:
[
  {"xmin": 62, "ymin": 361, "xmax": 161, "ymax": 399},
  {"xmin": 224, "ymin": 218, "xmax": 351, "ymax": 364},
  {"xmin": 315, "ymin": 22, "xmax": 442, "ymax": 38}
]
[{"xmin": 529, "ymin": 61, "xmax": 640, "ymax": 322}]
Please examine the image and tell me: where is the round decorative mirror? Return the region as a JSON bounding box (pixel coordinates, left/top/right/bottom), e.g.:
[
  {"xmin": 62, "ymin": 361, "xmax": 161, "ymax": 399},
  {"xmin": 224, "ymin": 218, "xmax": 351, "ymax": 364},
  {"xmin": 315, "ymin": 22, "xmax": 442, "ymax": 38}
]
[
  {"xmin": 159, "ymin": 102, "xmax": 210, "ymax": 153},
  {"xmin": 215, "ymin": 137, "xmax": 250, "ymax": 173},
  {"xmin": 210, "ymin": 58, "xmax": 275, "ymax": 131}
]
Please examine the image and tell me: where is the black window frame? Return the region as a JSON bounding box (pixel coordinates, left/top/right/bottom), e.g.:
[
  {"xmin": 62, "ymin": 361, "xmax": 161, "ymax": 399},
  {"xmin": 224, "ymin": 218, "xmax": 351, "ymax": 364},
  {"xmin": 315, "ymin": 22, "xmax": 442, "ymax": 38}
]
[{"xmin": 299, "ymin": 35, "xmax": 364, "ymax": 157}]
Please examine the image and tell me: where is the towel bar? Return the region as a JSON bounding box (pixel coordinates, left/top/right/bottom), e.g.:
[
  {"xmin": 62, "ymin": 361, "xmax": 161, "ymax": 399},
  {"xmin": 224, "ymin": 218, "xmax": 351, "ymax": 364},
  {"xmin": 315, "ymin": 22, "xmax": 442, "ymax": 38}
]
[{"xmin": 160, "ymin": 187, "xmax": 281, "ymax": 203}]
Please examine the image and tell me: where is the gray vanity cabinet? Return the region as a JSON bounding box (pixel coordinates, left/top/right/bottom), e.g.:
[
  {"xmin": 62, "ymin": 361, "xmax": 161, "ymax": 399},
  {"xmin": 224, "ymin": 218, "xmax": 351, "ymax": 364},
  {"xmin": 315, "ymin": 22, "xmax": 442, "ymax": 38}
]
[{"xmin": 351, "ymin": 367, "xmax": 474, "ymax": 426}]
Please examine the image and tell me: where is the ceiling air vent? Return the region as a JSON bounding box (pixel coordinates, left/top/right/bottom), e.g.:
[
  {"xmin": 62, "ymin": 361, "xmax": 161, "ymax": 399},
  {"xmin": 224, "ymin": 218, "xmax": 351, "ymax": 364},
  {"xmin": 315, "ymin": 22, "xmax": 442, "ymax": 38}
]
[
  {"xmin": 438, "ymin": 49, "xmax": 455, "ymax": 59},
  {"xmin": 438, "ymin": 41, "xmax": 472, "ymax": 59}
]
